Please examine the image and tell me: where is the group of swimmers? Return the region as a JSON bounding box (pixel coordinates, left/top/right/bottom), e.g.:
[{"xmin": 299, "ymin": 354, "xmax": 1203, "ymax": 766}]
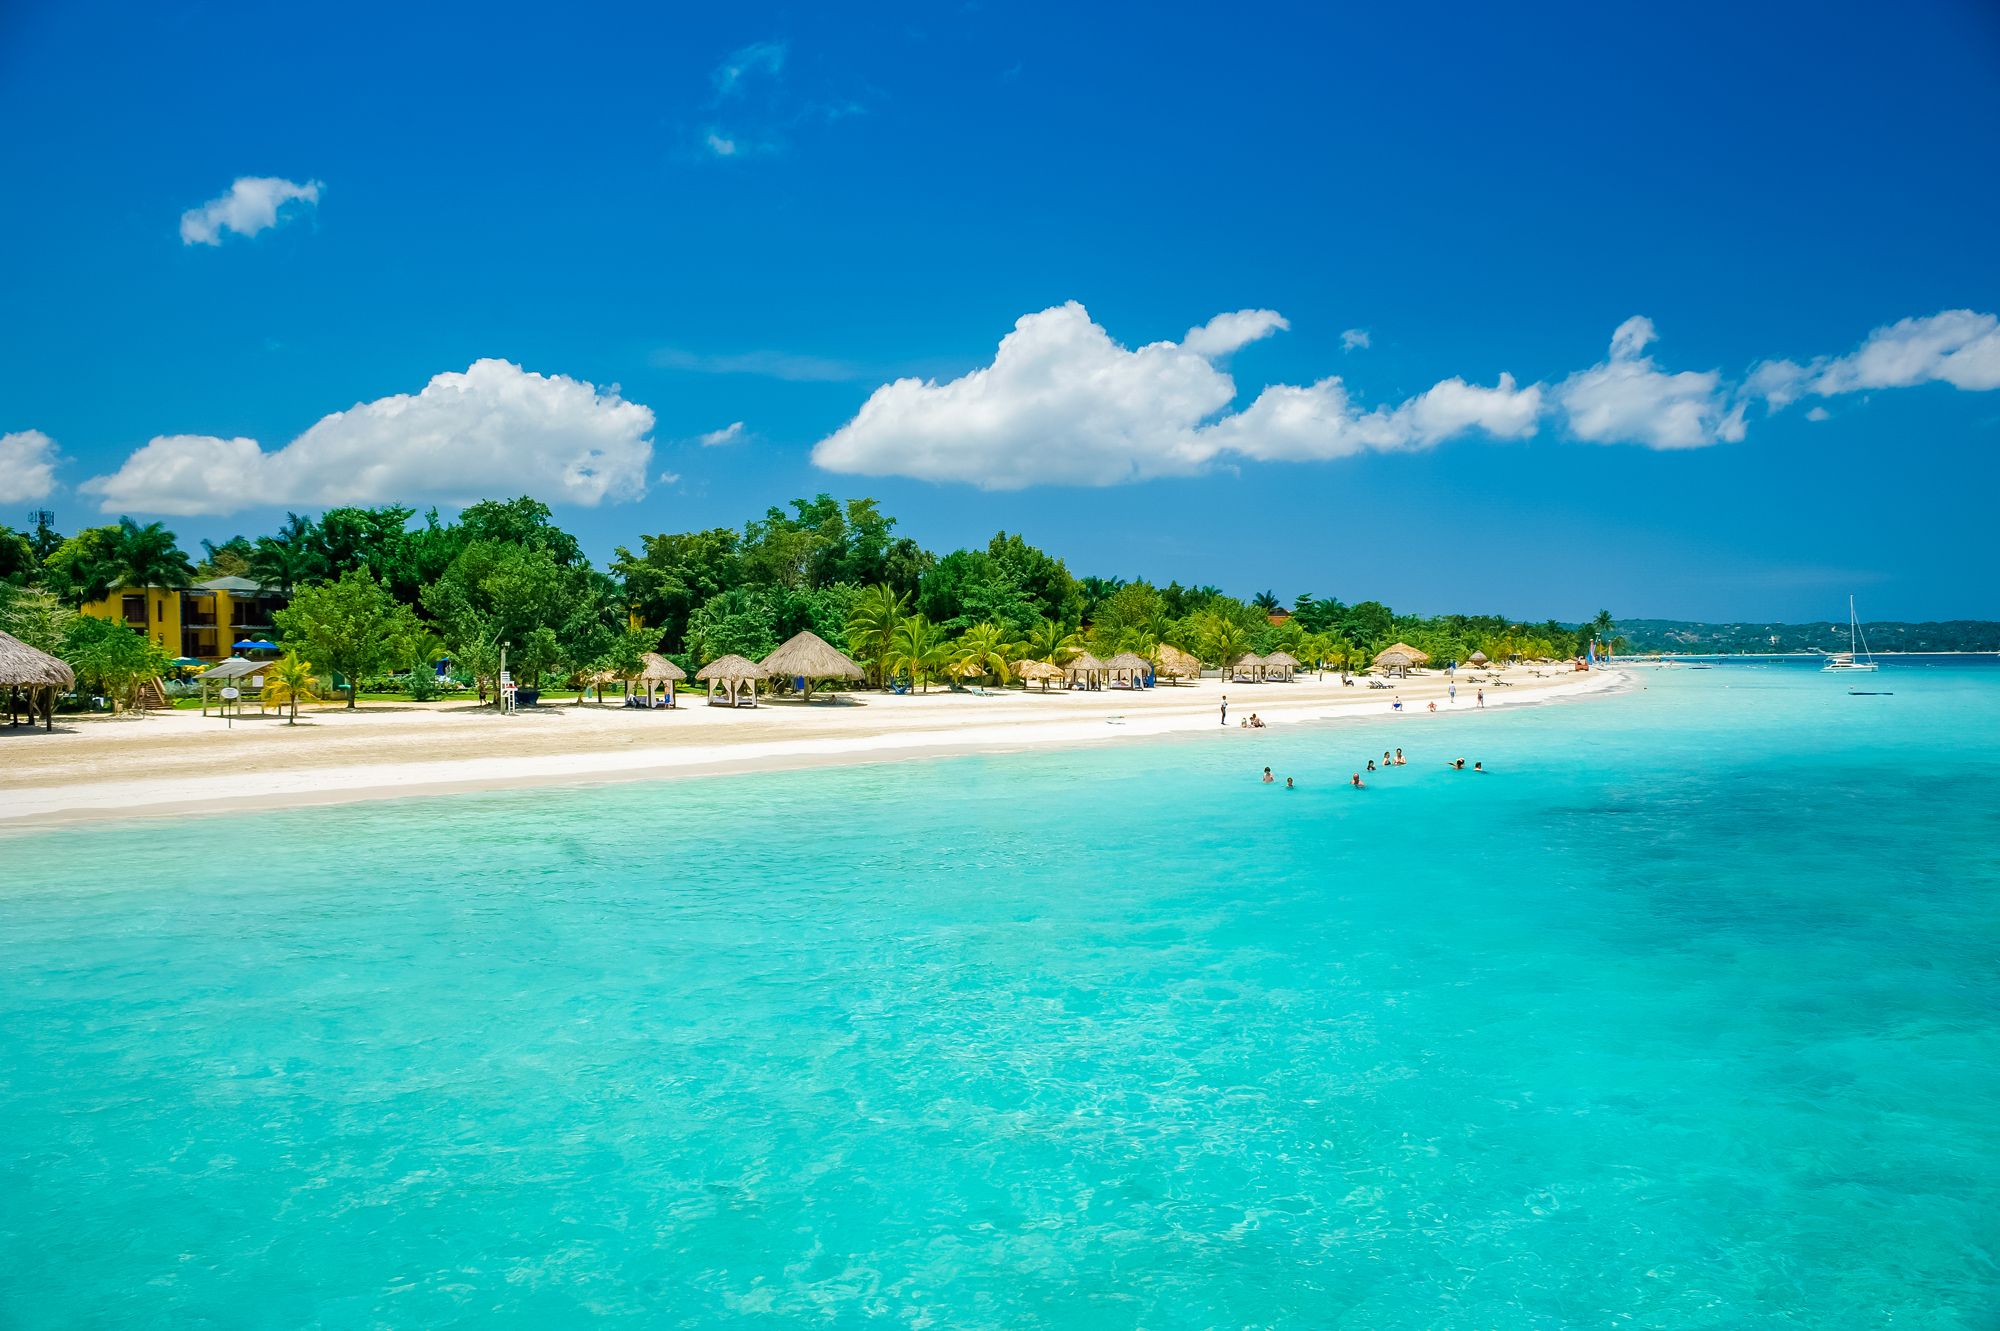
[{"xmin": 1263, "ymin": 747, "xmax": 1486, "ymax": 790}]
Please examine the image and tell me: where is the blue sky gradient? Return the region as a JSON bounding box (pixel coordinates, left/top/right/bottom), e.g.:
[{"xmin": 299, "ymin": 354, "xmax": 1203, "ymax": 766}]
[{"xmin": 2, "ymin": 2, "xmax": 1997, "ymax": 619}]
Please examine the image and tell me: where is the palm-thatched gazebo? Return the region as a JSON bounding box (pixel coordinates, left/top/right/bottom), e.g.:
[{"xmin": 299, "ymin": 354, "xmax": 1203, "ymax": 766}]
[
  {"xmin": 1373, "ymin": 644, "xmax": 1428, "ymax": 677},
  {"xmin": 1264, "ymin": 650, "xmax": 1301, "ymax": 681},
  {"xmin": 1152, "ymin": 643, "xmax": 1201, "ymax": 684},
  {"xmin": 1065, "ymin": 650, "xmax": 1109, "ymax": 690},
  {"xmin": 0, "ymin": 630, "xmax": 74, "ymax": 731},
  {"xmin": 695, "ymin": 654, "xmax": 768, "ymax": 708},
  {"xmin": 1467, "ymin": 649, "xmax": 1490, "ymax": 667},
  {"xmin": 634, "ymin": 652, "xmax": 686, "ymax": 707},
  {"xmin": 1105, "ymin": 650, "xmax": 1152, "ymax": 689},
  {"xmin": 761, "ymin": 631, "xmax": 865, "ymax": 704},
  {"xmin": 1232, "ymin": 652, "xmax": 1267, "ymax": 682},
  {"xmin": 1012, "ymin": 659, "xmax": 1064, "ymax": 692}
]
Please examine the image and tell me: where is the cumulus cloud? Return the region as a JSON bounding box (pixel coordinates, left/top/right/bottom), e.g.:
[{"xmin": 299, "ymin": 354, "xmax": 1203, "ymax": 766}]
[
  {"xmin": 1556, "ymin": 316, "xmax": 1746, "ymax": 450},
  {"xmin": 812, "ymin": 302, "xmax": 1543, "ymax": 488},
  {"xmin": 1341, "ymin": 328, "xmax": 1371, "ymax": 351},
  {"xmin": 180, "ymin": 176, "xmax": 323, "ymax": 246},
  {"xmin": 697, "ymin": 421, "xmax": 747, "ymax": 447},
  {"xmin": 1805, "ymin": 406, "xmax": 1831, "ymax": 422},
  {"xmin": 1753, "ymin": 309, "xmax": 2000, "ymax": 404},
  {"xmin": 82, "ymin": 360, "xmax": 654, "ymax": 517},
  {"xmin": 0, "ymin": 430, "xmax": 60, "ymax": 503}
]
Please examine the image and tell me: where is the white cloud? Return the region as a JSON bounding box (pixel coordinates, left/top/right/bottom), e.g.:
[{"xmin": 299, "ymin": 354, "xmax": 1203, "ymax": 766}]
[
  {"xmin": 697, "ymin": 421, "xmax": 747, "ymax": 447},
  {"xmin": 1810, "ymin": 309, "xmax": 2000, "ymax": 396},
  {"xmin": 1180, "ymin": 309, "xmax": 1288, "ymax": 358},
  {"xmin": 704, "ymin": 132, "xmax": 740, "ymax": 157},
  {"xmin": 1556, "ymin": 317, "xmax": 1746, "ymax": 449},
  {"xmin": 812, "ymin": 302, "xmax": 1543, "ymax": 488},
  {"xmin": 1805, "ymin": 406, "xmax": 1831, "ymax": 422},
  {"xmin": 180, "ymin": 176, "xmax": 323, "ymax": 246},
  {"xmin": 82, "ymin": 360, "xmax": 654, "ymax": 517},
  {"xmin": 1341, "ymin": 328, "xmax": 1371, "ymax": 352},
  {"xmin": 0, "ymin": 430, "xmax": 60, "ymax": 503},
  {"xmin": 657, "ymin": 470, "xmax": 682, "ymax": 485}
]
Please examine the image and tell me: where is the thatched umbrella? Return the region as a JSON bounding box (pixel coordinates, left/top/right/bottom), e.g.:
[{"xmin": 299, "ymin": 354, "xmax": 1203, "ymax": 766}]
[
  {"xmin": 695, "ymin": 654, "xmax": 768, "ymax": 707},
  {"xmin": 1065, "ymin": 650, "xmax": 1109, "ymax": 689},
  {"xmin": 1232, "ymin": 651, "xmax": 1267, "ymax": 681},
  {"xmin": 1012, "ymin": 658, "xmax": 1063, "ymax": 692},
  {"xmin": 1153, "ymin": 643, "xmax": 1201, "ymax": 683},
  {"xmin": 1106, "ymin": 650, "xmax": 1152, "ymax": 688},
  {"xmin": 632, "ymin": 651, "xmax": 686, "ymax": 707},
  {"xmin": 1467, "ymin": 650, "xmax": 1489, "ymax": 666},
  {"xmin": 1379, "ymin": 642, "xmax": 1430, "ymax": 665},
  {"xmin": 0, "ymin": 629, "xmax": 74, "ymax": 731},
  {"xmin": 1264, "ymin": 650, "xmax": 1301, "ymax": 681},
  {"xmin": 1373, "ymin": 647, "xmax": 1415, "ymax": 676},
  {"xmin": 760, "ymin": 631, "xmax": 865, "ymax": 704}
]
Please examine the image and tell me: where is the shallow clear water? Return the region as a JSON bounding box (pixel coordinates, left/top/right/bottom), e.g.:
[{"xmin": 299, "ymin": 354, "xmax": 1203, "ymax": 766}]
[{"xmin": 2, "ymin": 667, "xmax": 1996, "ymax": 1328}]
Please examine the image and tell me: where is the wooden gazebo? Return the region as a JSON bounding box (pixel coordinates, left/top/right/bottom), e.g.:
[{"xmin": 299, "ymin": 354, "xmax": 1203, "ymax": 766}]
[
  {"xmin": 0, "ymin": 630, "xmax": 74, "ymax": 731},
  {"xmin": 1106, "ymin": 650, "xmax": 1152, "ymax": 688},
  {"xmin": 760, "ymin": 631, "xmax": 865, "ymax": 704},
  {"xmin": 1064, "ymin": 650, "xmax": 1109, "ymax": 690},
  {"xmin": 1152, "ymin": 643, "xmax": 1201, "ymax": 684},
  {"xmin": 1263, "ymin": 650, "xmax": 1301, "ymax": 681}
]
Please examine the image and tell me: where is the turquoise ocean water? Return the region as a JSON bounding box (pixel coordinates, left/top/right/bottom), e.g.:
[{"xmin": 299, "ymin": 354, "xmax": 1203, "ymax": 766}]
[{"xmin": 2, "ymin": 665, "xmax": 1996, "ymax": 1328}]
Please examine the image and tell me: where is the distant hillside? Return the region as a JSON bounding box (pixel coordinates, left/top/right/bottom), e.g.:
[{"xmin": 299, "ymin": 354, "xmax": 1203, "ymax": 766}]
[{"xmin": 1616, "ymin": 619, "xmax": 2000, "ymax": 655}]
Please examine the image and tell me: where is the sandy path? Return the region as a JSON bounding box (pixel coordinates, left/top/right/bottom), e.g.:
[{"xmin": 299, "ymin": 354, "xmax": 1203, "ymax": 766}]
[{"xmin": 0, "ymin": 666, "xmax": 1623, "ymax": 828}]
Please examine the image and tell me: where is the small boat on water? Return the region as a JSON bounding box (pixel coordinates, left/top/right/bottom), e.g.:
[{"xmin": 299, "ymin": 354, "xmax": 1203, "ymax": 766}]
[{"xmin": 1823, "ymin": 596, "xmax": 1879, "ymax": 673}]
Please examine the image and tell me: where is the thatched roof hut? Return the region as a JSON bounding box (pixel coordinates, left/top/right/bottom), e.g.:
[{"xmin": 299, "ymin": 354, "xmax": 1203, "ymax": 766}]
[
  {"xmin": 638, "ymin": 651, "xmax": 686, "ymax": 683},
  {"xmin": 0, "ymin": 629, "xmax": 74, "ymax": 731},
  {"xmin": 1373, "ymin": 648, "xmax": 1415, "ymax": 675},
  {"xmin": 1012, "ymin": 658, "xmax": 1064, "ymax": 691},
  {"xmin": 1065, "ymin": 650, "xmax": 1109, "ymax": 688},
  {"xmin": 760, "ymin": 631, "xmax": 865, "ymax": 703},
  {"xmin": 1231, "ymin": 651, "xmax": 1267, "ymax": 680},
  {"xmin": 1106, "ymin": 650, "xmax": 1152, "ymax": 687},
  {"xmin": 1153, "ymin": 643, "xmax": 1201, "ymax": 682},
  {"xmin": 1467, "ymin": 649, "xmax": 1489, "ymax": 666},
  {"xmin": 1264, "ymin": 650, "xmax": 1301, "ymax": 680},
  {"xmin": 696, "ymin": 653, "xmax": 768, "ymax": 707},
  {"xmin": 1377, "ymin": 642, "xmax": 1430, "ymax": 665}
]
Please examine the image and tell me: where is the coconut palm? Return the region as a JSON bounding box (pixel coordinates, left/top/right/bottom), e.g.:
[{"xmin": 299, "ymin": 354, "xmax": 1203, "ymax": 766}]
[
  {"xmin": 1591, "ymin": 609, "xmax": 1616, "ymax": 650},
  {"xmin": 951, "ymin": 622, "xmax": 1014, "ymax": 686},
  {"xmin": 248, "ymin": 534, "xmax": 322, "ymax": 595},
  {"xmin": 107, "ymin": 518, "xmax": 195, "ymax": 591},
  {"xmin": 1252, "ymin": 590, "xmax": 1282, "ymax": 614},
  {"xmin": 1198, "ymin": 613, "xmax": 1250, "ymax": 669},
  {"xmin": 261, "ymin": 652, "xmax": 322, "ymax": 726},
  {"xmin": 1014, "ymin": 616, "xmax": 1082, "ymax": 666},
  {"xmin": 889, "ymin": 614, "xmax": 951, "ymax": 692},
  {"xmin": 845, "ymin": 582, "xmax": 909, "ymax": 687}
]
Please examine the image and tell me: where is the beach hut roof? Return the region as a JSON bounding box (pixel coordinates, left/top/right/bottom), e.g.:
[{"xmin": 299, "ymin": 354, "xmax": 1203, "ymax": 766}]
[
  {"xmin": 638, "ymin": 651, "xmax": 686, "ymax": 682},
  {"xmin": 1374, "ymin": 649, "xmax": 1414, "ymax": 668},
  {"xmin": 1153, "ymin": 643, "xmax": 1201, "ymax": 677},
  {"xmin": 1233, "ymin": 652, "xmax": 1268, "ymax": 668},
  {"xmin": 695, "ymin": 654, "xmax": 769, "ymax": 682},
  {"xmin": 1106, "ymin": 650, "xmax": 1152, "ymax": 672},
  {"xmin": 0, "ymin": 630, "xmax": 75, "ymax": 689},
  {"xmin": 1011, "ymin": 658, "xmax": 1063, "ymax": 680},
  {"xmin": 1376, "ymin": 642, "xmax": 1430, "ymax": 664},
  {"xmin": 761, "ymin": 631, "xmax": 865, "ymax": 681},
  {"xmin": 1264, "ymin": 650, "xmax": 1301, "ymax": 667},
  {"xmin": 1065, "ymin": 650, "xmax": 1109, "ymax": 673},
  {"xmin": 1467, "ymin": 649, "xmax": 1489, "ymax": 664}
]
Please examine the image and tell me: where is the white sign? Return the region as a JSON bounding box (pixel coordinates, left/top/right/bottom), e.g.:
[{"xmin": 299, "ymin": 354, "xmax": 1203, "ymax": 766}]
[
  {"xmin": 499, "ymin": 672, "xmax": 513, "ymax": 685},
  {"xmin": 220, "ymin": 686, "xmax": 240, "ymax": 701},
  {"xmin": 251, "ymin": 675, "xmax": 264, "ymax": 688}
]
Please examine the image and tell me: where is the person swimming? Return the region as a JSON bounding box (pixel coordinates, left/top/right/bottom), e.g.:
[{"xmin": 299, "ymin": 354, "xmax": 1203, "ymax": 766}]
[
  {"xmin": 1452, "ymin": 758, "xmax": 1465, "ymax": 770},
  {"xmin": 1394, "ymin": 748, "xmax": 1405, "ymax": 765},
  {"xmin": 1262, "ymin": 767, "xmax": 1274, "ymax": 783},
  {"xmin": 1284, "ymin": 776, "xmax": 1295, "ymax": 790},
  {"xmin": 1473, "ymin": 761, "xmax": 1484, "ymax": 772},
  {"xmin": 1366, "ymin": 759, "xmax": 1377, "ymax": 771},
  {"xmin": 1351, "ymin": 773, "xmax": 1364, "ymax": 787}
]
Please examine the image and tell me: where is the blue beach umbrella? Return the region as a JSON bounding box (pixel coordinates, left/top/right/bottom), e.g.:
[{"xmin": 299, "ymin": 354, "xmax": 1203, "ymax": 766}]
[{"xmin": 234, "ymin": 640, "xmax": 279, "ymax": 653}]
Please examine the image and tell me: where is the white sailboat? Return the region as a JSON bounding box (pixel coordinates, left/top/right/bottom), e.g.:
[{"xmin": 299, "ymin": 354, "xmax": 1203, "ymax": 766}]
[{"xmin": 1822, "ymin": 596, "xmax": 1878, "ymax": 672}]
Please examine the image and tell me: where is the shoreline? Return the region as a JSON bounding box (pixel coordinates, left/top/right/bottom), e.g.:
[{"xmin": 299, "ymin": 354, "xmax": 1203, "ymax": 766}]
[{"xmin": 0, "ymin": 667, "xmax": 1628, "ymax": 832}]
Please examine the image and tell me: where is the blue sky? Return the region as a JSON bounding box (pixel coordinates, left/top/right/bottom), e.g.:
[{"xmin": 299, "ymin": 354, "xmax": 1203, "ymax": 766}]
[{"xmin": 3, "ymin": 2, "xmax": 1997, "ymax": 620}]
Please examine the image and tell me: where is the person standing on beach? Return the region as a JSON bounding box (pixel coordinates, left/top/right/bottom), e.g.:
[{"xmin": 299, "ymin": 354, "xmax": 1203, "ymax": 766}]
[
  {"xmin": 1477, "ymin": 688, "xmax": 1485, "ymax": 709},
  {"xmin": 1221, "ymin": 695, "xmax": 1229, "ymax": 726}
]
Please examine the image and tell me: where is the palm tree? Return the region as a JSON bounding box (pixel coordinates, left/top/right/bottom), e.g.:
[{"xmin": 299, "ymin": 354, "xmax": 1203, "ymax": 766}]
[
  {"xmin": 1591, "ymin": 609, "xmax": 1615, "ymax": 646},
  {"xmin": 248, "ymin": 534, "xmax": 322, "ymax": 595},
  {"xmin": 1014, "ymin": 616, "xmax": 1082, "ymax": 666},
  {"xmin": 951, "ymin": 622, "xmax": 1014, "ymax": 686},
  {"xmin": 1200, "ymin": 614, "xmax": 1250, "ymax": 670},
  {"xmin": 107, "ymin": 518, "xmax": 195, "ymax": 591},
  {"xmin": 889, "ymin": 614, "xmax": 951, "ymax": 692},
  {"xmin": 261, "ymin": 653, "xmax": 322, "ymax": 725},
  {"xmin": 1252, "ymin": 590, "xmax": 1282, "ymax": 614},
  {"xmin": 845, "ymin": 582, "xmax": 908, "ymax": 687}
]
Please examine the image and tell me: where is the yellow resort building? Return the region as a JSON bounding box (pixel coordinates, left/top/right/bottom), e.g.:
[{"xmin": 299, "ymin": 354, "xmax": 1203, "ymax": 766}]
[{"xmin": 79, "ymin": 576, "xmax": 290, "ymax": 664}]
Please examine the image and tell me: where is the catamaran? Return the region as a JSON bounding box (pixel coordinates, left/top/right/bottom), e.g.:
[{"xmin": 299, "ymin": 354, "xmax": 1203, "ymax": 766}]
[{"xmin": 1822, "ymin": 596, "xmax": 1878, "ymax": 672}]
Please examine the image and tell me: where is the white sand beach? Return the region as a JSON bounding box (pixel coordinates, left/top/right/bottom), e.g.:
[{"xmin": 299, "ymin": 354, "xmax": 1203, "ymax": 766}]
[{"xmin": 0, "ymin": 665, "xmax": 1624, "ymax": 828}]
